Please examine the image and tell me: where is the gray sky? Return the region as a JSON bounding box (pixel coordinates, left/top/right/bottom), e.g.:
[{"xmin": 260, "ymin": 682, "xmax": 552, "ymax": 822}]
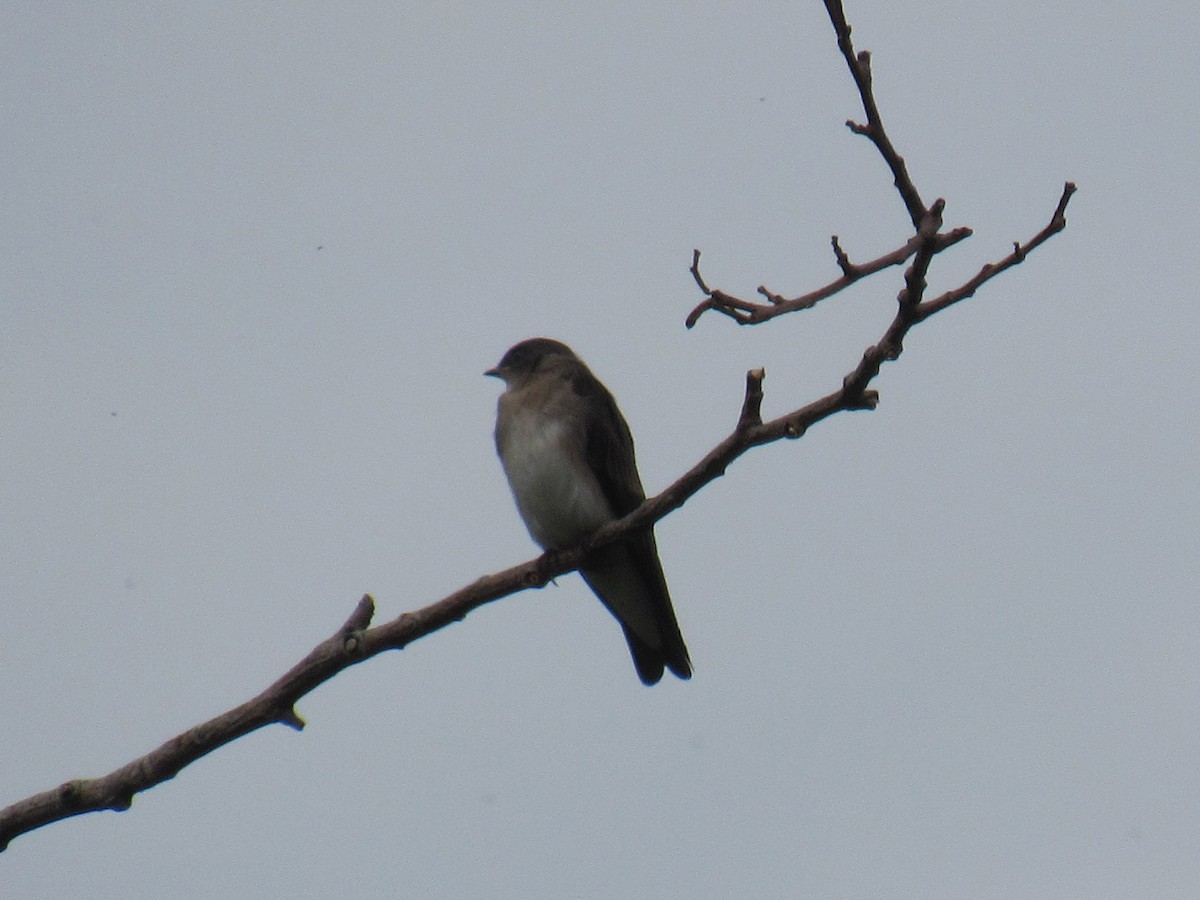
[{"xmin": 4, "ymin": 2, "xmax": 1198, "ymax": 897}]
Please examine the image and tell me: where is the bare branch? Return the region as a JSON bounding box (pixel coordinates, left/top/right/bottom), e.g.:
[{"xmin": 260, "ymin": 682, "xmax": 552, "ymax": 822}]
[
  {"xmin": 688, "ymin": 2, "xmax": 1072, "ymax": 333},
  {"xmin": 1, "ymin": 177, "xmax": 1076, "ymax": 848},
  {"xmin": 824, "ymin": 0, "xmax": 926, "ymax": 226},
  {"xmin": 0, "ymin": 360, "xmax": 818, "ymax": 847},
  {"xmin": 686, "ymin": 226, "xmax": 972, "ymax": 327},
  {"xmin": 737, "ymin": 369, "xmax": 766, "ymax": 431},
  {"xmin": 831, "ymin": 235, "xmax": 856, "ymax": 277},
  {"xmin": 0, "ymin": 3, "xmax": 1077, "ymax": 852},
  {"xmin": 685, "ymin": 249, "xmax": 767, "ymax": 327},
  {"xmin": 916, "ymin": 182, "xmax": 1076, "ymax": 320}
]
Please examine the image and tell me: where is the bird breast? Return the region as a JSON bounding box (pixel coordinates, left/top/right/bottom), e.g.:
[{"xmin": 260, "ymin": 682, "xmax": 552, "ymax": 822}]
[{"xmin": 496, "ymin": 400, "xmax": 613, "ymax": 550}]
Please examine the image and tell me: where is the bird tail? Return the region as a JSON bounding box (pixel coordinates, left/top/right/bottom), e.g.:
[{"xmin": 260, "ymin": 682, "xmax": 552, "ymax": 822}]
[
  {"xmin": 581, "ymin": 539, "xmax": 692, "ymax": 686},
  {"xmin": 622, "ymin": 622, "xmax": 691, "ymax": 686}
]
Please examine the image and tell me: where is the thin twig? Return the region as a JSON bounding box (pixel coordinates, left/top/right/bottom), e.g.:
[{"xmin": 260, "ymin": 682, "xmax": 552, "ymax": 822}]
[
  {"xmin": 916, "ymin": 182, "xmax": 1076, "ymax": 320},
  {"xmin": 824, "ymin": 0, "xmax": 926, "ymax": 227},
  {"xmin": 686, "ymin": 226, "xmax": 972, "ymax": 327}
]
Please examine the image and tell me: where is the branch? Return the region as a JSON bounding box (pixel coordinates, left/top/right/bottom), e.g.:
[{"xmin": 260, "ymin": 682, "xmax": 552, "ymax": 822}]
[
  {"xmin": 688, "ymin": 0, "xmax": 954, "ymax": 329},
  {"xmin": 824, "ymin": 0, "xmax": 926, "ymax": 227},
  {"xmin": 1, "ymin": 181, "xmax": 1075, "ymax": 847},
  {"xmin": 685, "ymin": 226, "xmax": 972, "ymax": 327},
  {"xmin": 0, "ymin": 361, "xmax": 825, "ymax": 849},
  {"xmin": 0, "ymin": 0, "xmax": 1076, "ymax": 851},
  {"xmin": 688, "ymin": 1, "xmax": 1073, "ymax": 331},
  {"xmin": 915, "ymin": 182, "xmax": 1076, "ymax": 321}
]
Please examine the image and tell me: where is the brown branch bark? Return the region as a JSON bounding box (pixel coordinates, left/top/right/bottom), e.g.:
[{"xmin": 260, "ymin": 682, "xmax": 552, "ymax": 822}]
[
  {"xmin": 685, "ymin": 225, "xmax": 973, "ymax": 327},
  {"xmin": 687, "ymin": 2, "xmax": 1073, "ymax": 332},
  {"xmin": 824, "ymin": 0, "xmax": 926, "ymax": 227},
  {"xmin": 0, "ymin": 0, "xmax": 1075, "ymax": 851},
  {"xmin": 915, "ymin": 182, "xmax": 1076, "ymax": 321}
]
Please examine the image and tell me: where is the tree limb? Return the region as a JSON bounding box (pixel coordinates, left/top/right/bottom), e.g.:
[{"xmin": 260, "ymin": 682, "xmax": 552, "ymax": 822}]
[{"xmin": 0, "ymin": 0, "xmax": 1075, "ymax": 851}]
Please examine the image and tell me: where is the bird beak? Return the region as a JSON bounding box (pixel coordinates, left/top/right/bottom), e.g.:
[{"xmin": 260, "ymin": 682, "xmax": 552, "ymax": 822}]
[{"xmin": 484, "ymin": 366, "xmax": 503, "ymax": 379}]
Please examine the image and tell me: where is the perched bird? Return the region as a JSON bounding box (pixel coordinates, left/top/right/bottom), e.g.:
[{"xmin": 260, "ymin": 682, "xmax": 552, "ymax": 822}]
[{"xmin": 486, "ymin": 338, "xmax": 692, "ymax": 685}]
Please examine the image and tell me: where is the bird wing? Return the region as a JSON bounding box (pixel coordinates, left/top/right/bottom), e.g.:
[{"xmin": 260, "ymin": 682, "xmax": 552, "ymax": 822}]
[
  {"xmin": 570, "ymin": 363, "xmax": 646, "ymax": 517},
  {"xmin": 571, "ymin": 360, "xmax": 692, "ymax": 681}
]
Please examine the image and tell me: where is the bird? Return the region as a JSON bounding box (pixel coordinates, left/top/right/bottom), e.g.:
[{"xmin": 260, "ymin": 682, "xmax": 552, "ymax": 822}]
[{"xmin": 486, "ymin": 338, "xmax": 692, "ymax": 685}]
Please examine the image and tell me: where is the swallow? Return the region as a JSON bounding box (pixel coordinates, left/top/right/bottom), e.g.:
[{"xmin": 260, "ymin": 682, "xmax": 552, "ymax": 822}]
[{"xmin": 486, "ymin": 338, "xmax": 692, "ymax": 685}]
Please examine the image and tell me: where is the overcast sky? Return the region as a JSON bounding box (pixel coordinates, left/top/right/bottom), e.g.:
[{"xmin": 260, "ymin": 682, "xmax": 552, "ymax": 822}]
[{"xmin": 4, "ymin": 2, "xmax": 1198, "ymax": 898}]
